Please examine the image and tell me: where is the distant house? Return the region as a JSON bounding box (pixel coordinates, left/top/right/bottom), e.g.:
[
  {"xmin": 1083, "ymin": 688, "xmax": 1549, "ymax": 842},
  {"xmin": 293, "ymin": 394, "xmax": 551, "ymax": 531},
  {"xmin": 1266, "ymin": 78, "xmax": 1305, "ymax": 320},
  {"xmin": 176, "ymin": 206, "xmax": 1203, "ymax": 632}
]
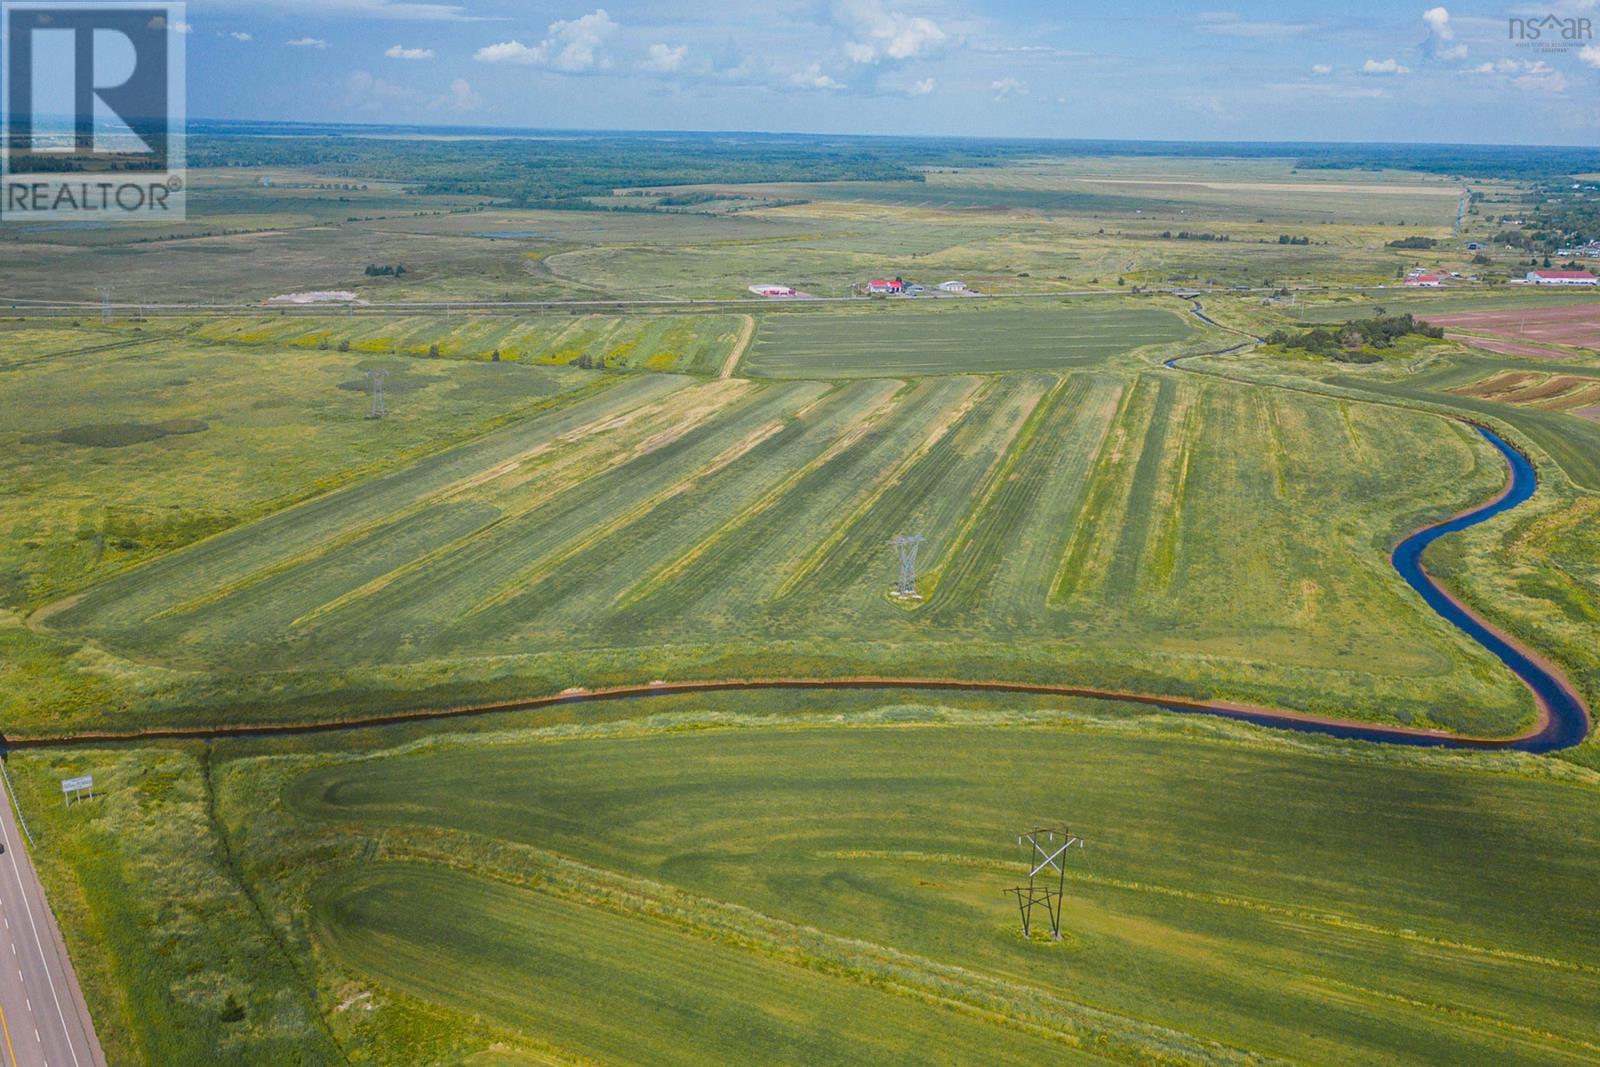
[
  {"xmin": 1404, "ymin": 275, "xmax": 1442, "ymax": 287},
  {"xmin": 937, "ymin": 280, "xmax": 968, "ymax": 292},
  {"xmin": 866, "ymin": 277, "xmax": 905, "ymax": 295},
  {"xmin": 1527, "ymin": 269, "xmax": 1598, "ymax": 285},
  {"xmin": 748, "ymin": 284, "xmax": 797, "ymax": 298}
]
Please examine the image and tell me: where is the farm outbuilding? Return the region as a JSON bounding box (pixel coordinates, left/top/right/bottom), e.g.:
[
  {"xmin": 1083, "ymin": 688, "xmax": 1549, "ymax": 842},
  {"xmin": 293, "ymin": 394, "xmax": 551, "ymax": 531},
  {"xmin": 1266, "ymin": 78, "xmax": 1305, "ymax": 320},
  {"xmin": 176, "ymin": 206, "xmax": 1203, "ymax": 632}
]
[{"xmin": 1527, "ymin": 269, "xmax": 1598, "ymax": 286}]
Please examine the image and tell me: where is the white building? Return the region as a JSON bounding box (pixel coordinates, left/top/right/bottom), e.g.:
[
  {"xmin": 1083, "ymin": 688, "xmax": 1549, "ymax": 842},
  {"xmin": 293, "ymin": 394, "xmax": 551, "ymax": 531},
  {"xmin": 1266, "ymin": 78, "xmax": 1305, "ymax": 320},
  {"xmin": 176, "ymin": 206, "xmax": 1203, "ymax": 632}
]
[
  {"xmin": 937, "ymin": 280, "xmax": 967, "ymax": 292},
  {"xmin": 1526, "ymin": 269, "xmax": 1599, "ymax": 286}
]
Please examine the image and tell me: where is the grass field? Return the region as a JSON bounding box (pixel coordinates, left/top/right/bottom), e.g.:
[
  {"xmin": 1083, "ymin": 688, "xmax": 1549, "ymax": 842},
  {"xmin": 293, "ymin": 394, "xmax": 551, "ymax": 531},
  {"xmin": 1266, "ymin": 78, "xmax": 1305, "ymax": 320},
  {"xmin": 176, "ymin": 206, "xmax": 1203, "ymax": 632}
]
[
  {"xmin": 0, "ymin": 323, "xmax": 594, "ymax": 610},
  {"xmin": 11, "ymin": 694, "xmax": 1600, "ymax": 1065},
  {"xmin": 4, "ymin": 142, "xmax": 1599, "ymax": 1067},
  {"xmin": 19, "ymin": 336, "xmax": 1536, "ymax": 736},
  {"xmin": 740, "ymin": 303, "xmax": 1198, "ymax": 377},
  {"xmin": 188, "ymin": 311, "xmax": 746, "ymax": 373}
]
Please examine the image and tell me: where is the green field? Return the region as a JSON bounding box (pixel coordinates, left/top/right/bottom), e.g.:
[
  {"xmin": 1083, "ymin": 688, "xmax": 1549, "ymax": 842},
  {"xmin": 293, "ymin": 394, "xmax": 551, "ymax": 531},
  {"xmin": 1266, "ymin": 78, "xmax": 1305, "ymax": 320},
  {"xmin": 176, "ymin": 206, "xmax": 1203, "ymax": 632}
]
[
  {"xmin": 18, "ymin": 335, "xmax": 1536, "ymax": 737},
  {"xmin": 740, "ymin": 303, "xmax": 1198, "ymax": 377},
  {"xmin": 187, "ymin": 312, "xmax": 746, "ymax": 373},
  {"xmin": 4, "ymin": 142, "xmax": 1599, "ymax": 1067},
  {"xmin": 12, "ymin": 695, "xmax": 1600, "ymax": 1065}
]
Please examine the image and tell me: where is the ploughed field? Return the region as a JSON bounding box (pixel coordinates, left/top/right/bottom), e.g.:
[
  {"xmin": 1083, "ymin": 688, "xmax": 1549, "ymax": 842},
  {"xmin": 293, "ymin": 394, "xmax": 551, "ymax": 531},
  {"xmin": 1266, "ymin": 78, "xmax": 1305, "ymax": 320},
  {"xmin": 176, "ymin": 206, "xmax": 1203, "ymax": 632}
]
[{"xmin": 36, "ymin": 339, "xmax": 1529, "ymax": 735}]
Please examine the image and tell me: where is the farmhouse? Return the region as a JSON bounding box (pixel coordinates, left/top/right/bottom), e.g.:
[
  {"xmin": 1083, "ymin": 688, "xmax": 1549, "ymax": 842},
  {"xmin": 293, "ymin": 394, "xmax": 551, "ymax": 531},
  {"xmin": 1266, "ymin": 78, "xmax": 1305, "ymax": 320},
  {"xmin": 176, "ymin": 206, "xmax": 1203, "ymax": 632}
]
[
  {"xmin": 1526, "ymin": 269, "xmax": 1598, "ymax": 286},
  {"xmin": 866, "ymin": 277, "xmax": 905, "ymax": 294},
  {"xmin": 748, "ymin": 284, "xmax": 798, "ymax": 298},
  {"xmin": 938, "ymin": 280, "xmax": 968, "ymax": 292},
  {"xmin": 1404, "ymin": 275, "xmax": 1442, "ymax": 288}
]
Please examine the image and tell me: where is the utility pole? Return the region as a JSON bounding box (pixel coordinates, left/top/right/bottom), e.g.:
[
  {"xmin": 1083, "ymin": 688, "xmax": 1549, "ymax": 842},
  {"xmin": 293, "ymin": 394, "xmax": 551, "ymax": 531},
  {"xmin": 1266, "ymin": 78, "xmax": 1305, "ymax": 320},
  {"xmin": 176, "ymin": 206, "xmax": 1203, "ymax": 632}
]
[
  {"xmin": 96, "ymin": 285, "xmax": 113, "ymax": 324},
  {"xmin": 1006, "ymin": 826, "xmax": 1084, "ymax": 941}
]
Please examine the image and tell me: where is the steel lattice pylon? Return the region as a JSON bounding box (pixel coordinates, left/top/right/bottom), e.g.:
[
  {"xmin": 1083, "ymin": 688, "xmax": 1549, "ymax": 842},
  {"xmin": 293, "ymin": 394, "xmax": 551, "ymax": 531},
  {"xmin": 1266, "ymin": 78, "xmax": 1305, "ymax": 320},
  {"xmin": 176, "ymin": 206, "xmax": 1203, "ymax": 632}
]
[
  {"xmin": 1006, "ymin": 826, "xmax": 1084, "ymax": 941},
  {"xmin": 365, "ymin": 368, "xmax": 389, "ymax": 419},
  {"xmin": 890, "ymin": 534, "xmax": 925, "ymax": 598}
]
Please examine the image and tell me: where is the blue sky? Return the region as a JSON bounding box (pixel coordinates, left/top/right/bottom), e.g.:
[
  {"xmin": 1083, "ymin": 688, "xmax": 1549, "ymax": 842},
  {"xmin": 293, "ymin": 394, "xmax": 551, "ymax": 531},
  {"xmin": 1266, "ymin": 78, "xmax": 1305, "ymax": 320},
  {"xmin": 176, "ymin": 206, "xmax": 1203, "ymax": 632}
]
[{"xmin": 181, "ymin": 1, "xmax": 1600, "ymax": 144}]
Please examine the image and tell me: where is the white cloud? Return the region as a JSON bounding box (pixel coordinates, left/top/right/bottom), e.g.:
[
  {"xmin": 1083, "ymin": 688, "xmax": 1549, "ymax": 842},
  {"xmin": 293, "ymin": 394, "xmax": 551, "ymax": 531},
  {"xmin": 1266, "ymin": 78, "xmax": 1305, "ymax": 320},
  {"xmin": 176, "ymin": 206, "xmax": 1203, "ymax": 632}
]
[
  {"xmin": 287, "ymin": 37, "xmax": 329, "ymax": 48},
  {"xmin": 385, "ymin": 44, "xmax": 434, "ymax": 59},
  {"xmin": 211, "ymin": 0, "xmax": 475, "ymax": 20},
  {"xmin": 834, "ymin": 0, "xmax": 946, "ymax": 63},
  {"xmin": 991, "ymin": 77, "xmax": 1026, "ymax": 98},
  {"xmin": 1422, "ymin": 7, "xmax": 1466, "ymax": 61},
  {"xmin": 435, "ymin": 78, "xmax": 482, "ymax": 112},
  {"xmin": 1581, "ymin": 43, "xmax": 1600, "ymax": 68},
  {"xmin": 474, "ymin": 9, "xmax": 618, "ymax": 72},
  {"xmin": 345, "ymin": 69, "xmax": 415, "ymax": 108},
  {"xmin": 1473, "ymin": 56, "xmax": 1570, "ymax": 92},
  {"xmin": 640, "ymin": 42, "xmax": 686, "ymax": 73},
  {"xmin": 172, "ymin": 20, "xmax": 193, "ymax": 34},
  {"xmin": 1360, "ymin": 57, "xmax": 1410, "ymax": 74},
  {"xmin": 1310, "ymin": 62, "xmax": 1332, "ymax": 75},
  {"xmin": 1517, "ymin": 68, "xmax": 1569, "ymax": 92},
  {"xmin": 1197, "ymin": 12, "xmax": 1314, "ymax": 38},
  {"xmin": 1474, "ymin": 58, "xmax": 1556, "ymax": 74},
  {"xmin": 791, "ymin": 62, "xmax": 844, "ymax": 90},
  {"xmin": 230, "ymin": 31, "xmax": 253, "ymax": 42},
  {"xmin": 908, "ymin": 77, "xmax": 934, "ymax": 96}
]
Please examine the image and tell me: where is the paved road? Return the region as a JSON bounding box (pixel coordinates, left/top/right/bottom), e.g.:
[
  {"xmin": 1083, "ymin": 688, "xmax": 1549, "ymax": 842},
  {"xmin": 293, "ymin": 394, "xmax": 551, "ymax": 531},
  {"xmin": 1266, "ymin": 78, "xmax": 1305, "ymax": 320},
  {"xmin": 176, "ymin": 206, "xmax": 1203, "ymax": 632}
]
[
  {"xmin": 0, "ymin": 773, "xmax": 104, "ymax": 1067},
  {"xmin": 0, "ymin": 282, "xmax": 1412, "ymax": 317}
]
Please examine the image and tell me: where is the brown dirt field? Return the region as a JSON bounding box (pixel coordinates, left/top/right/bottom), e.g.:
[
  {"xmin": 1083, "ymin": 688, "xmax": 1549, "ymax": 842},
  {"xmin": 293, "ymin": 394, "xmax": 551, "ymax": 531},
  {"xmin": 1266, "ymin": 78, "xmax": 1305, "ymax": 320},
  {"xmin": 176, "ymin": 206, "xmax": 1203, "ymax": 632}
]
[
  {"xmin": 1450, "ymin": 334, "xmax": 1581, "ymax": 360},
  {"xmin": 1540, "ymin": 383, "xmax": 1600, "ymax": 411},
  {"xmin": 1499, "ymin": 375, "xmax": 1597, "ymax": 404},
  {"xmin": 1453, "ymin": 371, "xmax": 1542, "ymax": 398},
  {"xmin": 1427, "ymin": 304, "xmax": 1600, "ymax": 348},
  {"xmin": 1577, "ymin": 405, "xmax": 1600, "ymax": 421}
]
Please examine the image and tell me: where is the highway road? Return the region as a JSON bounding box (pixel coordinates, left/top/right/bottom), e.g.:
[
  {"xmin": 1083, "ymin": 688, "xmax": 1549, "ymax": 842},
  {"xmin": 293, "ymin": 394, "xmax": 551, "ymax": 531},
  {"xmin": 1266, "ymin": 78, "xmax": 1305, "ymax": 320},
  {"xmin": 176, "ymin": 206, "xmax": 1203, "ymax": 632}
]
[{"xmin": 0, "ymin": 771, "xmax": 104, "ymax": 1067}]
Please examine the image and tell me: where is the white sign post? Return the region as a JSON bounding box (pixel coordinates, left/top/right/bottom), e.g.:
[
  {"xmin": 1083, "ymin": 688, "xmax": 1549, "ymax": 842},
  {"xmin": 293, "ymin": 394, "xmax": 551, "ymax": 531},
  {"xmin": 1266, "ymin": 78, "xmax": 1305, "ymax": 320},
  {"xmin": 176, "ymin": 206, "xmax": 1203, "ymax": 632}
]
[{"xmin": 60, "ymin": 775, "xmax": 92, "ymax": 806}]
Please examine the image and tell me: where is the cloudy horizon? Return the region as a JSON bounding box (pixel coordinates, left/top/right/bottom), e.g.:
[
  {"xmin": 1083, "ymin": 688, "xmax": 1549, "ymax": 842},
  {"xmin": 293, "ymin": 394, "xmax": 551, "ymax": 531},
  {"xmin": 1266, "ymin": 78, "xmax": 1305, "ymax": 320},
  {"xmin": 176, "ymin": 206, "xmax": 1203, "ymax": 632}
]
[{"xmin": 177, "ymin": 1, "xmax": 1600, "ymax": 145}]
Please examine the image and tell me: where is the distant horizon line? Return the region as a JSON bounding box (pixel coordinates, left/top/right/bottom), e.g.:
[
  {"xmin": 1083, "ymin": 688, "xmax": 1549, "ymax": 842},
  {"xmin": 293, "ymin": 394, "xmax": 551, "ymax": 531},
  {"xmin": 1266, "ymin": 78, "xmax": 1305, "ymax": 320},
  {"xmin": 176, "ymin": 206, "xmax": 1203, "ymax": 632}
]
[{"xmin": 162, "ymin": 118, "xmax": 1600, "ymax": 154}]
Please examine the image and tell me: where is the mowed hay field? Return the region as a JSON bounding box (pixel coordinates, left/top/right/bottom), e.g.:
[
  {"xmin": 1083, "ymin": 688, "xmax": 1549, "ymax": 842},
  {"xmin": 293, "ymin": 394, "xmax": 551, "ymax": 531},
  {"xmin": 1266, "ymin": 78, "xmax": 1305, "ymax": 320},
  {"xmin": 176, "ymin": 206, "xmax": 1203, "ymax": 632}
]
[
  {"xmin": 0, "ymin": 324, "xmax": 594, "ymax": 609},
  {"xmin": 18, "ymin": 700, "xmax": 1599, "ymax": 1066},
  {"xmin": 740, "ymin": 304, "xmax": 1199, "ymax": 377},
  {"xmin": 188, "ymin": 311, "xmax": 747, "ymax": 374},
  {"xmin": 35, "ymin": 347, "xmax": 1532, "ymax": 734}
]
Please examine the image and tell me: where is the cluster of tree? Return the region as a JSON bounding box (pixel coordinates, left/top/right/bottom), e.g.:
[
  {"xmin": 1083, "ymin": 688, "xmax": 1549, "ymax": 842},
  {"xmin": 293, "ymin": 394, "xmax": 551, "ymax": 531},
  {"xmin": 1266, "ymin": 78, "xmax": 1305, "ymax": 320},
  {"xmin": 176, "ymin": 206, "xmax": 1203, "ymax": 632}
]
[
  {"xmin": 1386, "ymin": 236, "xmax": 1437, "ymax": 249},
  {"xmin": 1264, "ymin": 313, "xmax": 1444, "ymax": 363},
  {"xmin": 1277, "ymin": 235, "xmax": 1311, "ymax": 245},
  {"xmin": 1158, "ymin": 230, "xmax": 1230, "ymax": 241},
  {"xmin": 364, "ymin": 263, "xmax": 407, "ymax": 276}
]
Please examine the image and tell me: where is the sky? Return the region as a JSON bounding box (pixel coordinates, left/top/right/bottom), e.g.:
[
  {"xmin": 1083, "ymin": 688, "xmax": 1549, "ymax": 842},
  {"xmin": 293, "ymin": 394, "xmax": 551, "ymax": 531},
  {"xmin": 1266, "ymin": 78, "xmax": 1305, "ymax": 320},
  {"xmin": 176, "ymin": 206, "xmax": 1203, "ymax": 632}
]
[{"xmin": 176, "ymin": 0, "xmax": 1600, "ymax": 144}]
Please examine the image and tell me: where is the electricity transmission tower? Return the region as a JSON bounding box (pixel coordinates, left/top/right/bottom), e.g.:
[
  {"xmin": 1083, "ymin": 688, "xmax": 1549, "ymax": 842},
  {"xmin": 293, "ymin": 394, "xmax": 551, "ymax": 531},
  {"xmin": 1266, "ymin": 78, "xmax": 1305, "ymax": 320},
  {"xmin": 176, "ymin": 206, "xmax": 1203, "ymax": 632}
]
[
  {"xmin": 1006, "ymin": 826, "xmax": 1083, "ymax": 941},
  {"xmin": 890, "ymin": 534, "xmax": 925, "ymax": 599},
  {"xmin": 365, "ymin": 368, "xmax": 389, "ymax": 419},
  {"xmin": 96, "ymin": 285, "xmax": 113, "ymax": 324}
]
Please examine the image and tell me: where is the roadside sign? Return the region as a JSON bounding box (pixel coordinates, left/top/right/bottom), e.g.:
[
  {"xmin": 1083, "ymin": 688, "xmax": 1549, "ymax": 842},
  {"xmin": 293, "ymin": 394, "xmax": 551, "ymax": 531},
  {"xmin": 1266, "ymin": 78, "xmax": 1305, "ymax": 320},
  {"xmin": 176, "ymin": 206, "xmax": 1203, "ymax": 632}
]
[{"xmin": 60, "ymin": 775, "xmax": 92, "ymax": 805}]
